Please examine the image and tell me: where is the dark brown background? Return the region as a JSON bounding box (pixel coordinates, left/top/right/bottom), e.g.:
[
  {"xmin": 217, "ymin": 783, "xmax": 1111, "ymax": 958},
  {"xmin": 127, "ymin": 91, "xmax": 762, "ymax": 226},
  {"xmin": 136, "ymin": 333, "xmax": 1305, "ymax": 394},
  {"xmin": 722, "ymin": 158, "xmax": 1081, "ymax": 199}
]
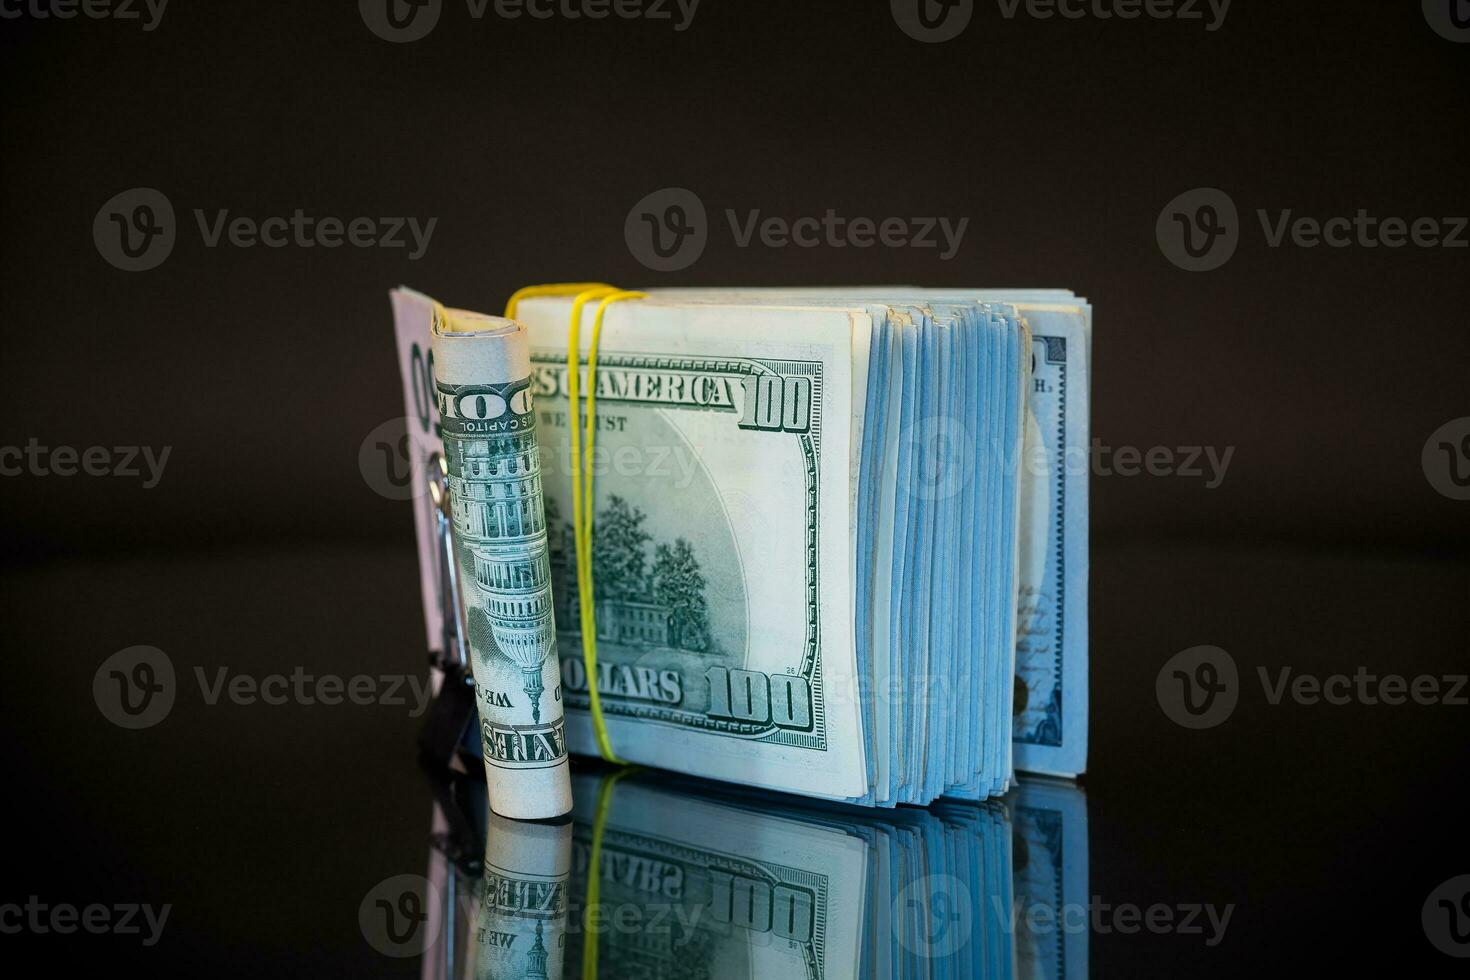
[
  {"xmin": 0, "ymin": 1, "xmax": 1466, "ymax": 977},
  {"xmin": 1, "ymin": 0, "xmax": 1467, "ymax": 561}
]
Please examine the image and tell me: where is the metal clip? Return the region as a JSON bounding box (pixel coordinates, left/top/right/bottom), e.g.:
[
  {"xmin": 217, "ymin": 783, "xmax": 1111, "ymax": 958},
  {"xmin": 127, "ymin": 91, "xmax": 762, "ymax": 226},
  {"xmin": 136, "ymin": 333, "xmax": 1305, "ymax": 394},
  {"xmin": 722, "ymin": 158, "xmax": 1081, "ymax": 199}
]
[
  {"xmin": 419, "ymin": 452, "xmax": 479, "ymax": 770},
  {"xmin": 428, "ymin": 452, "xmax": 469, "ymax": 672}
]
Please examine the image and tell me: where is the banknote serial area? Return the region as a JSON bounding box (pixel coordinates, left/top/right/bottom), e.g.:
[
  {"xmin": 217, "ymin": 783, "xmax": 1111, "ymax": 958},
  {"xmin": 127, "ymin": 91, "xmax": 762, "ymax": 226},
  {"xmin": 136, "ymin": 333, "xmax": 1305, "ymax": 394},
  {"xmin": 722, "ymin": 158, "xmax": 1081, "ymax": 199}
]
[{"xmin": 390, "ymin": 285, "xmax": 1093, "ymax": 975}]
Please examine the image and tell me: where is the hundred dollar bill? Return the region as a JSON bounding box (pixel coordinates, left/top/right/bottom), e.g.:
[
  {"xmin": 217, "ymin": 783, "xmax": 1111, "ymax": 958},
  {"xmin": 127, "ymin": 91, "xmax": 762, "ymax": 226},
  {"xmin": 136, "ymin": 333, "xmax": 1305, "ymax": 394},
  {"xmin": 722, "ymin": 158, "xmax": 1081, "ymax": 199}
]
[
  {"xmin": 390, "ymin": 287, "xmax": 447, "ymax": 656},
  {"xmin": 469, "ymin": 809, "xmax": 570, "ymax": 980},
  {"xmin": 1011, "ymin": 304, "xmax": 1090, "ymax": 778},
  {"xmin": 431, "ymin": 306, "xmax": 572, "ymax": 819},
  {"xmin": 514, "ymin": 296, "xmax": 869, "ymax": 801},
  {"xmin": 649, "ymin": 287, "xmax": 1092, "ymax": 782}
]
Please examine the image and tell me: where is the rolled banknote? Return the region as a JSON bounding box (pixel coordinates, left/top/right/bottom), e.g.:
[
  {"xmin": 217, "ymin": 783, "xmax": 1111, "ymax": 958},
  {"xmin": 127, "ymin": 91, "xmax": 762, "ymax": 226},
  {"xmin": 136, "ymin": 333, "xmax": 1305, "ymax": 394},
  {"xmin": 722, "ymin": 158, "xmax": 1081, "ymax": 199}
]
[
  {"xmin": 471, "ymin": 809, "xmax": 570, "ymax": 980},
  {"xmin": 431, "ymin": 306, "xmax": 572, "ymax": 819}
]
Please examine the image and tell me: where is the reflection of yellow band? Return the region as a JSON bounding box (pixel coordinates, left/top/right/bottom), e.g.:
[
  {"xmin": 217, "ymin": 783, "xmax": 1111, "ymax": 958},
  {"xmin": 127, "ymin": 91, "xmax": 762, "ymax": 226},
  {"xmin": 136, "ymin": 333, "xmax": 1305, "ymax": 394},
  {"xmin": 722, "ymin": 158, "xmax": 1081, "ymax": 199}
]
[
  {"xmin": 504, "ymin": 283, "xmax": 644, "ymax": 765},
  {"xmin": 583, "ymin": 765, "xmax": 640, "ymax": 980}
]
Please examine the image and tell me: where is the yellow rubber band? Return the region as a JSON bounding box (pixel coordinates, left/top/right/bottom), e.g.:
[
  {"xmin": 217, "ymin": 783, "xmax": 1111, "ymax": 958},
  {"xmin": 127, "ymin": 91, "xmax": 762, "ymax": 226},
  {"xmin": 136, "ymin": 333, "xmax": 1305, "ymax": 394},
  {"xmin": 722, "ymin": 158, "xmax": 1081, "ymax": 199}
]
[
  {"xmin": 526, "ymin": 285, "xmax": 643, "ymax": 765},
  {"xmin": 504, "ymin": 283, "xmax": 613, "ymax": 321},
  {"xmin": 502, "ymin": 283, "xmax": 648, "ymax": 764},
  {"xmin": 564, "ymin": 287, "xmax": 620, "ymax": 763},
  {"xmin": 582, "ymin": 765, "xmax": 640, "ymax": 980},
  {"xmin": 575, "ymin": 290, "xmax": 646, "ymax": 763}
]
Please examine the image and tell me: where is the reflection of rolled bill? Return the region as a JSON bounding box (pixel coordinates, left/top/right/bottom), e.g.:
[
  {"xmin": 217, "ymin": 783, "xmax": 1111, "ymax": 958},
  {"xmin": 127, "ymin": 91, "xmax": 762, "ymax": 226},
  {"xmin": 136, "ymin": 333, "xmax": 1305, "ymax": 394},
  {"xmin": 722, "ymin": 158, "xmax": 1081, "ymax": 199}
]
[
  {"xmin": 432, "ymin": 308, "xmax": 572, "ymax": 820},
  {"xmin": 471, "ymin": 810, "xmax": 571, "ymax": 980}
]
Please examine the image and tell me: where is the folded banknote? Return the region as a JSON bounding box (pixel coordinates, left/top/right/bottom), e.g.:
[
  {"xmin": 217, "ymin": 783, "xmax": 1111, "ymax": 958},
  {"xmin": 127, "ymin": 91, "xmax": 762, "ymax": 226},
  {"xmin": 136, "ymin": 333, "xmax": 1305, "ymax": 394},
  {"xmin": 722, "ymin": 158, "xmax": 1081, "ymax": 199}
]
[
  {"xmin": 389, "ymin": 287, "xmax": 1090, "ymax": 807},
  {"xmin": 429, "ymin": 305, "xmax": 572, "ymax": 820}
]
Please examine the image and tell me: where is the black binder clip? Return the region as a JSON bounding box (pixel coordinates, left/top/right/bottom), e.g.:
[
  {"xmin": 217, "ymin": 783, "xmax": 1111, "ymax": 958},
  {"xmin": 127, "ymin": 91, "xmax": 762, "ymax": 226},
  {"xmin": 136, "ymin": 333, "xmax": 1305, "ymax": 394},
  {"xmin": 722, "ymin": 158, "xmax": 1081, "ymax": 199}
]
[{"xmin": 417, "ymin": 452, "xmax": 480, "ymax": 771}]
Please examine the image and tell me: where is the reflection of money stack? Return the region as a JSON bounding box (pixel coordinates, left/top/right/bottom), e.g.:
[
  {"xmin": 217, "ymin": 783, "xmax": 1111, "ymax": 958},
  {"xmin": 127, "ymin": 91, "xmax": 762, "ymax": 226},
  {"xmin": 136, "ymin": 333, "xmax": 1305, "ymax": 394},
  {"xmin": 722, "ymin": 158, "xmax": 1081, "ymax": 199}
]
[
  {"xmin": 422, "ymin": 767, "xmax": 1089, "ymax": 980},
  {"xmin": 562, "ymin": 769, "xmax": 1090, "ymax": 980},
  {"xmin": 449, "ymin": 425, "xmax": 555, "ymax": 723}
]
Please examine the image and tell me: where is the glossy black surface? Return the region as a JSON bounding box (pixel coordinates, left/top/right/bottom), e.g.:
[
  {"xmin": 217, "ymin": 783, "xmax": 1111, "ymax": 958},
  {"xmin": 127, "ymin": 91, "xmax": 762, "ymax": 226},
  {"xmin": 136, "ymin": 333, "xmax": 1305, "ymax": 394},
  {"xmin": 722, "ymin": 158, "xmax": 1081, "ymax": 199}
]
[{"xmin": 2, "ymin": 543, "xmax": 1464, "ymax": 975}]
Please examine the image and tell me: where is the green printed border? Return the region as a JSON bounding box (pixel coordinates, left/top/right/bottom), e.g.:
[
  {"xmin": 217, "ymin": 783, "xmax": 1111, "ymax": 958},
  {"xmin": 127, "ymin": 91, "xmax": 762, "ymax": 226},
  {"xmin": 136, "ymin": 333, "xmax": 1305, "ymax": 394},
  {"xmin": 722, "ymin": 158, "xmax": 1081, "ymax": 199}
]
[{"xmin": 1017, "ymin": 337, "xmax": 1066, "ymax": 748}]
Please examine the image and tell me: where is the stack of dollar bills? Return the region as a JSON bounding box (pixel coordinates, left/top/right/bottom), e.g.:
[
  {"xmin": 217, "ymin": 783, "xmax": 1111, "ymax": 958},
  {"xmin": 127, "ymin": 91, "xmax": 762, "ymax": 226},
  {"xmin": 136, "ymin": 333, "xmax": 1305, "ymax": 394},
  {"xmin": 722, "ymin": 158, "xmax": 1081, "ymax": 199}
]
[
  {"xmin": 390, "ymin": 287, "xmax": 1090, "ymax": 807},
  {"xmin": 426, "ymin": 767, "xmax": 1087, "ymax": 980}
]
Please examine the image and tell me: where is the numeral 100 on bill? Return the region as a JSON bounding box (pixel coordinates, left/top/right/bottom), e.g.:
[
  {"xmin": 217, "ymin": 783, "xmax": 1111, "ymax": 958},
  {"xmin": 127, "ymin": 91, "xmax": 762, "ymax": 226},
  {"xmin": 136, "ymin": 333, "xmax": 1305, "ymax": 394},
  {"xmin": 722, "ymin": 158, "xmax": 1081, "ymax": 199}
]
[
  {"xmin": 706, "ymin": 666, "xmax": 813, "ymax": 731},
  {"xmin": 737, "ymin": 374, "xmax": 812, "ymax": 433},
  {"xmin": 708, "ymin": 869, "xmax": 815, "ymax": 942}
]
